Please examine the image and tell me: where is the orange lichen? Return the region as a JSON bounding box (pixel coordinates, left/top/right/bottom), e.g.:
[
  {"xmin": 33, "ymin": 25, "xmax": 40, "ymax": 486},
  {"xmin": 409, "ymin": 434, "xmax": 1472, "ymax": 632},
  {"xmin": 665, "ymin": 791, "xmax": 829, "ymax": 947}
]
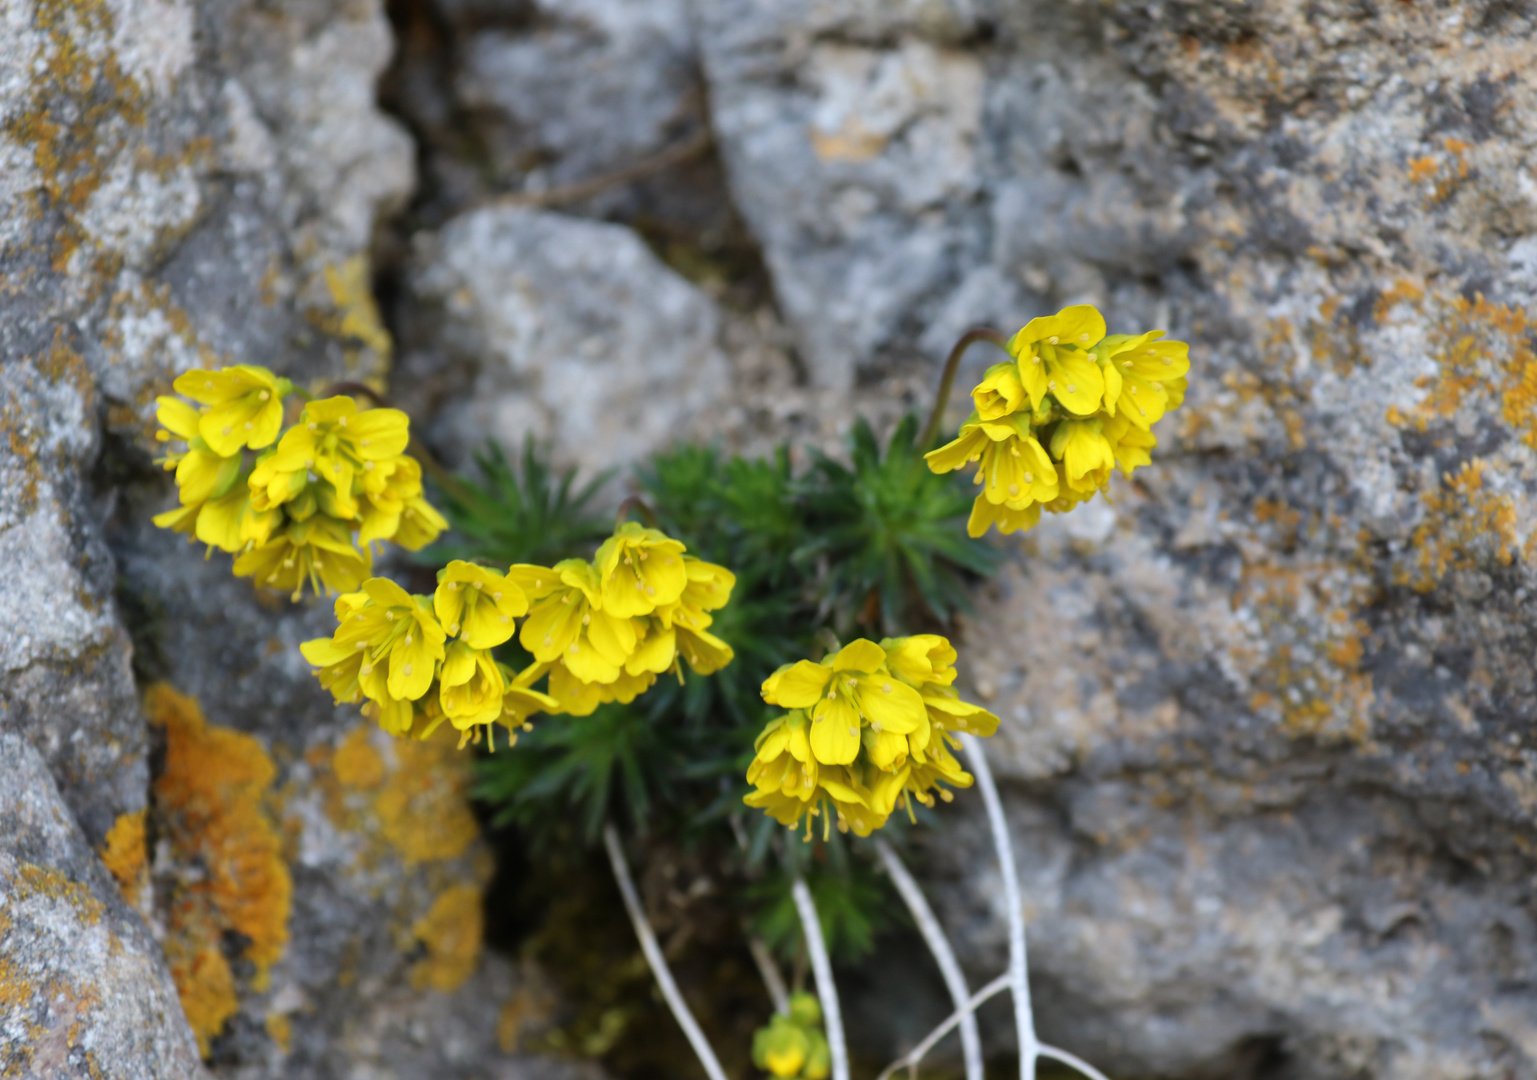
[
  {"xmin": 332, "ymin": 724, "xmax": 386, "ymax": 789},
  {"xmin": 97, "ymin": 809, "xmax": 147, "ymax": 908},
  {"xmin": 1237, "ymin": 563, "xmax": 1374, "ymax": 743},
  {"xmin": 1394, "ymin": 459, "xmax": 1518, "ymax": 593},
  {"xmin": 1388, "ymin": 295, "xmax": 1537, "ymax": 448},
  {"xmin": 409, "ymin": 885, "xmax": 484, "ymax": 992},
  {"xmin": 373, "ymin": 732, "xmax": 481, "ymax": 866},
  {"xmin": 13, "ymin": 863, "xmax": 104, "ymax": 926},
  {"xmin": 146, "ymin": 683, "xmax": 291, "ymax": 1057},
  {"xmin": 164, "ymin": 942, "xmax": 239, "ymax": 1057}
]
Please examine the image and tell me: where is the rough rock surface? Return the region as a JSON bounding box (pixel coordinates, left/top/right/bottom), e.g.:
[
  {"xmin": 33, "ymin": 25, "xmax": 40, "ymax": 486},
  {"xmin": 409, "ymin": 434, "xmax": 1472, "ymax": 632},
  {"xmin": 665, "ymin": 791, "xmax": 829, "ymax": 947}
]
[
  {"xmin": 8, "ymin": 0, "xmax": 1537, "ymax": 1074},
  {"xmin": 0, "ymin": 732, "xmax": 205, "ymax": 1079},
  {"xmin": 395, "ymin": 0, "xmax": 1537, "ymax": 1077},
  {"xmin": 399, "ymin": 207, "xmax": 733, "ymax": 473},
  {"xmin": 0, "ymin": 0, "xmax": 578, "ymax": 1072}
]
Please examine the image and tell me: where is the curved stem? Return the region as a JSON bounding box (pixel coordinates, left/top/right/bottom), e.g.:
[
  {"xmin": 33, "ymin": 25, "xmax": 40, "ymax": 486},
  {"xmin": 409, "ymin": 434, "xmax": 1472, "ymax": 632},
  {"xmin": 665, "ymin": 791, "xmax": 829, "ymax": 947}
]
[
  {"xmin": 318, "ymin": 380, "xmax": 388, "ymax": 407},
  {"xmin": 919, "ymin": 328, "xmax": 1012, "ymax": 448},
  {"xmin": 1038, "ymin": 1044, "xmax": 1114, "ymax": 1080},
  {"xmin": 603, "ymin": 824, "xmax": 729, "ymax": 1080},
  {"xmin": 792, "ymin": 876, "xmax": 849, "ymax": 1080},
  {"xmin": 961, "ymin": 733, "xmax": 1037, "ymax": 1078},
  {"xmin": 747, "ymin": 934, "xmax": 791, "ymax": 1017},
  {"xmin": 875, "ymin": 839, "xmax": 983, "ymax": 1080},
  {"xmin": 615, "ymin": 494, "xmax": 659, "ymax": 530},
  {"xmin": 875, "ymin": 974, "xmax": 1011, "ymax": 1080}
]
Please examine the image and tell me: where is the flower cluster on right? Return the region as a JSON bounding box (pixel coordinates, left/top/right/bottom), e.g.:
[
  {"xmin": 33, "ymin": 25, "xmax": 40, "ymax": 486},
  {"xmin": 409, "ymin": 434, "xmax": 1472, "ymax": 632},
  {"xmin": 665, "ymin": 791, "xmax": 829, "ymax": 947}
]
[
  {"xmin": 745, "ymin": 636, "xmax": 998, "ymax": 839},
  {"xmin": 926, "ymin": 305, "xmax": 1190, "ymax": 536}
]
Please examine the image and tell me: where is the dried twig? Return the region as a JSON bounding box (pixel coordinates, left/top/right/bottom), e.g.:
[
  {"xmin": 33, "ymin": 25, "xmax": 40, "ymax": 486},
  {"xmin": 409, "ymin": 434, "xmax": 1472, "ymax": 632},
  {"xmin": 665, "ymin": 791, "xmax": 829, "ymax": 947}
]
[
  {"xmin": 961, "ymin": 732, "xmax": 1039, "ymax": 1077},
  {"xmin": 875, "ymin": 974, "xmax": 1011, "ymax": 1080},
  {"xmin": 792, "ymin": 876, "xmax": 849, "ymax": 1080},
  {"xmin": 875, "ymin": 839, "xmax": 983, "ymax": 1080},
  {"xmin": 494, "ymin": 128, "xmax": 713, "ymax": 210},
  {"xmin": 603, "ymin": 823, "xmax": 728, "ymax": 1080}
]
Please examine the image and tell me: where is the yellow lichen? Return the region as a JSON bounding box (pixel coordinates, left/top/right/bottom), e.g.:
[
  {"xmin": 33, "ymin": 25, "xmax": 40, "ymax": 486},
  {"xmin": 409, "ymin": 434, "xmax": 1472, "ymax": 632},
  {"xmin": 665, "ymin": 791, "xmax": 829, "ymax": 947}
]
[
  {"xmin": 332, "ymin": 724, "xmax": 386, "ymax": 790},
  {"xmin": 1394, "ymin": 459, "xmax": 1518, "ymax": 593},
  {"xmin": 97, "ymin": 809, "xmax": 147, "ymax": 908},
  {"xmin": 319, "ymin": 256, "xmax": 393, "ymax": 369},
  {"xmin": 264, "ymin": 1012, "xmax": 292, "ymax": 1054},
  {"xmin": 373, "ymin": 731, "xmax": 480, "ymax": 866},
  {"xmin": 146, "ymin": 684, "xmax": 291, "ymax": 1057},
  {"xmin": 409, "ymin": 885, "xmax": 484, "ymax": 993},
  {"xmin": 13, "ymin": 863, "xmax": 104, "ymax": 926}
]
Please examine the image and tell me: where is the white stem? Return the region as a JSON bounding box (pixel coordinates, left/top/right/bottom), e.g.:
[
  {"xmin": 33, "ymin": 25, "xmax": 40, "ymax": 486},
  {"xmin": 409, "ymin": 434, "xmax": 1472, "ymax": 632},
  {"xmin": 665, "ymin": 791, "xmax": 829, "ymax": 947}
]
[
  {"xmin": 603, "ymin": 824, "xmax": 729, "ymax": 1080},
  {"xmin": 961, "ymin": 732, "xmax": 1037, "ymax": 1078},
  {"xmin": 875, "ymin": 838, "xmax": 984, "ymax": 1080},
  {"xmin": 1038, "ymin": 1044, "xmax": 1115, "ymax": 1080},
  {"xmin": 792, "ymin": 875, "xmax": 850, "ymax": 1080},
  {"xmin": 875, "ymin": 973, "xmax": 1011, "ymax": 1080},
  {"xmin": 748, "ymin": 934, "xmax": 791, "ymax": 1016}
]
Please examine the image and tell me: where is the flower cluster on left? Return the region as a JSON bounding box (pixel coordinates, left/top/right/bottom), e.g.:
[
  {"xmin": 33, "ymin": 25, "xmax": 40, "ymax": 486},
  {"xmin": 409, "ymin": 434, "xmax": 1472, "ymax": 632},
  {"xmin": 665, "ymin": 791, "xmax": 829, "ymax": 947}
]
[
  {"xmin": 300, "ymin": 524, "xmax": 737, "ymax": 750},
  {"xmin": 152, "ymin": 365, "xmax": 445, "ymax": 599}
]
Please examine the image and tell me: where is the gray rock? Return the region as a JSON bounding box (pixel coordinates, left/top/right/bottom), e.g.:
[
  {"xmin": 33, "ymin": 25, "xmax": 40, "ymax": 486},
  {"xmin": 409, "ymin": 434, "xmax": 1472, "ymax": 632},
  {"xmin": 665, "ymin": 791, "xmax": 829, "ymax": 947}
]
[
  {"xmin": 0, "ymin": 732, "xmax": 206, "ymax": 1079},
  {"xmin": 454, "ymin": 0, "xmax": 696, "ymax": 189},
  {"xmin": 400, "ymin": 207, "xmax": 734, "ymax": 475}
]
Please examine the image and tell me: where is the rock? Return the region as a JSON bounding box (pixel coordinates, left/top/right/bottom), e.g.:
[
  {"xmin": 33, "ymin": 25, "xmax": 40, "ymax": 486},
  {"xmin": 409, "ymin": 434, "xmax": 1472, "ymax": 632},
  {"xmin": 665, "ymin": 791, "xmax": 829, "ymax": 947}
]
[
  {"xmin": 399, "ymin": 207, "xmax": 734, "ymax": 475},
  {"xmin": 453, "ymin": 0, "xmax": 697, "ymax": 189},
  {"xmin": 415, "ymin": 0, "xmax": 1537, "ymax": 1075},
  {"xmin": 0, "ymin": 732, "xmax": 206, "ymax": 1079}
]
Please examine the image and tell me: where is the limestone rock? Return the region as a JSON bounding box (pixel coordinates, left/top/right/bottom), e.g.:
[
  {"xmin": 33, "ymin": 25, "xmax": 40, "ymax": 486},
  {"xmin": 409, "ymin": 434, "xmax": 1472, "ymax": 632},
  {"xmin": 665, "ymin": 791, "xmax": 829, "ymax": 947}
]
[
  {"xmin": 0, "ymin": 732, "xmax": 206, "ymax": 1080},
  {"xmin": 399, "ymin": 207, "xmax": 733, "ymax": 475}
]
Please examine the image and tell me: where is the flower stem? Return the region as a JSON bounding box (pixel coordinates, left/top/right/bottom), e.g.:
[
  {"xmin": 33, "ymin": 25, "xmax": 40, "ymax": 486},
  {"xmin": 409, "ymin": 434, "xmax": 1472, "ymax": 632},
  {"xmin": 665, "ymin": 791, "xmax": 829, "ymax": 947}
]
[
  {"xmin": 603, "ymin": 823, "xmax": 728, "ymax": 1080},
  {"xmin": 747, "ymin": 934, "xmax": 791, "ymax": 1016},
  {"xmin": 875, "ymin": 973, "xmax": 1011, "ymax": 1080},
  {"xmin": 920, "ymin": 328, "xmax": 1012, "ymax": 448},
  {"xmin": 961, "ymin": 732, "xmax": 1038, "ymax": 1078},
  {"xmin": 615, "ymin": 494, "xmax": 659, "ymax": 529},
  {"xmin": 875, "ymin": 839, "xmax": 983, "ymax": 1080},
  {"xmin": 792, "ymin": 875, "xmax": 849, "ymax": 1080}
]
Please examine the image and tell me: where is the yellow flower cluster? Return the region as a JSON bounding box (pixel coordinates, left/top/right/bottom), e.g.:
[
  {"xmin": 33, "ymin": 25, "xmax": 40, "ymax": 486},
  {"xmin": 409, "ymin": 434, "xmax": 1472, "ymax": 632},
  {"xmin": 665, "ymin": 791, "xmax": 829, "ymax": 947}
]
[
  {"xmin": 152, "ymin": 365, "xmax": 446, "ymax": 599},
  {"xmin": 301, "ymin": 525, "xmax": 736, "ymax": 744},
  {"xmin": 745, "ymin": 635, "xmax": 997, "ymax": 839},
  {"xmin": 752, "ymin": 993, "xmax": 831, "ymax": 1080},
  {"xmin": 926, "ymin": 305, "xmax": 1190, "ymax": 536}
]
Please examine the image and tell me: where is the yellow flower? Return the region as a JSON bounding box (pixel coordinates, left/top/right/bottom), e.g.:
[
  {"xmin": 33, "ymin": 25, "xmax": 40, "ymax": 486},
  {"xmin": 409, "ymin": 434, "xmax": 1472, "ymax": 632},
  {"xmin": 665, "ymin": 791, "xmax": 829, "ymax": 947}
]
[
  {"xmin": 971, "ymin": 361, "xmax": 1027, "ymax": 421},
  {"xmin": 154, "ymin": 396, "xmax": 241, "ymax": 505},
  {"xmin": 1096, "ymin": 331, "xmax": 1190, "ymax": 429},
  {"xmin": 300, "ymin": 593, "xmax": 372, "ymax": 705},
  {"xmin": 593, "ymin": 523, "xmax": 689, "ymax": 619},
  {"xmin": 438, "ymin": 642, "xmax": 507, "ymax": 731},
  {"xmin": 743, "ymin": 711, "xmax": 907, "ymax": 838},
  {"xmin": 433, "ymin": 561, "xmax": 527, "ymax": 649},
  {"xmin": 965, "ymin": 497, "xmax": 1040, "ymax": 538},
  {"xmin": 501, "ymin": 662, "xmax": 561, "ymax": 732},
  {"xmin": 752, "ymin": 995, "xmax": 830, "ymax": 1080},
  {"xmin": 172, "ymin": 364, "xmax": 290, "ymax": 457},
  {"xmin": 392, "ymin": 491, "xmax": 448, "ymax": 551},
  {"xmin": 543, "ymin": 661, "xmax": 657, "ymax": 717},
  {"xmin": 635, "ymin": 556, "xmax": 737, "ymax": 677},
  {"xmin": 926, "ymin": 412, "xmax": 1059, "ymax": 509},
  {"xmin": 1011, "ymin": 305, "xmax": 1107, "ymax": 417},
  {"xmin": 1103, "ymin": 413, "xmax": 1157, "ymax": 475},
  {"xmin": 357, "ymin": 455, "xmax": 423, "ymax": 541},
  {"xmin": 328, "ymin": 577, "xmax": 446, "ymax": 703},
  {"xmin": 194, "ymin": 482, "xmax": 280, "ymax": 553},
  {"xmin": 233, "ymin": 516, "xmax": 372, "ymax": 600},
  {"xmin": 761, "ymin": 639, "xmax": 926, "ymax": 767},
  {"xmin": 1049, "ymin": 419, "xmax": 1115, "ymax": 495},
  {"xmin": 515, "ymin": 560, "xmax": 636, "ymax": 684}
]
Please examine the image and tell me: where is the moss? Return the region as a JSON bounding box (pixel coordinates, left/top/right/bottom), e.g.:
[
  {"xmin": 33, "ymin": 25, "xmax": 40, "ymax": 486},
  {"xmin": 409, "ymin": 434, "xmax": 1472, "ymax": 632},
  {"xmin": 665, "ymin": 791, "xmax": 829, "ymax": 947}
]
[{"xmin": 146, "ymin": 683, "xmax": 291, "ymax": 1057}]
